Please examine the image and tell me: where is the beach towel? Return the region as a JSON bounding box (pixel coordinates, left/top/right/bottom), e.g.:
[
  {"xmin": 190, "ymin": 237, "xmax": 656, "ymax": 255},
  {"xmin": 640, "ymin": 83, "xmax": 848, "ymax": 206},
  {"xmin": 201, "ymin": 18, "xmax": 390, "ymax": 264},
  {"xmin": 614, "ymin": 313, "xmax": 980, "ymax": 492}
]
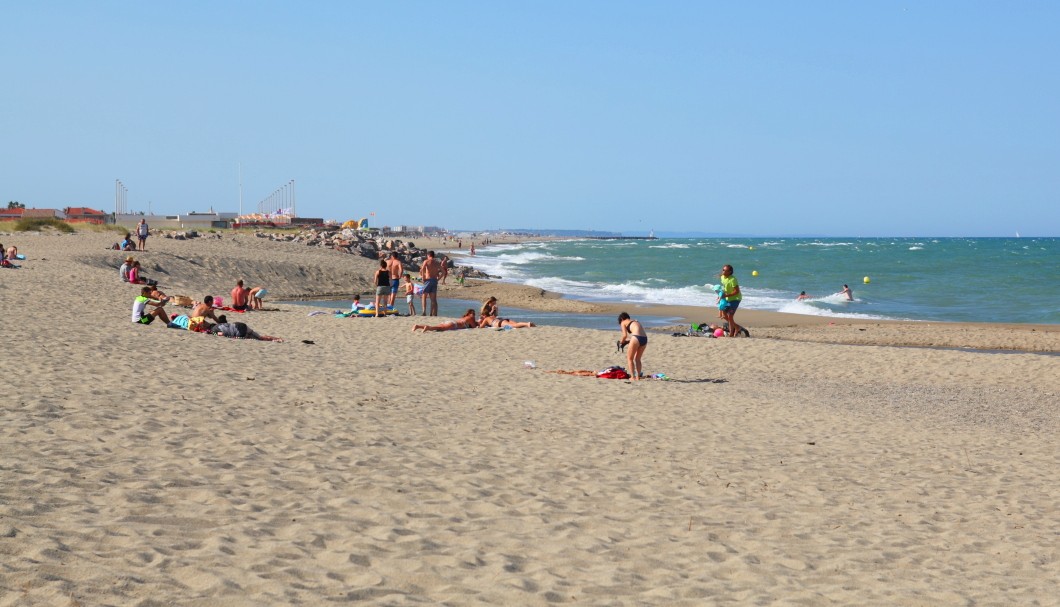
[{"xmin": 596, "ymin": 366, "xmax": 630, "ymax": 379}]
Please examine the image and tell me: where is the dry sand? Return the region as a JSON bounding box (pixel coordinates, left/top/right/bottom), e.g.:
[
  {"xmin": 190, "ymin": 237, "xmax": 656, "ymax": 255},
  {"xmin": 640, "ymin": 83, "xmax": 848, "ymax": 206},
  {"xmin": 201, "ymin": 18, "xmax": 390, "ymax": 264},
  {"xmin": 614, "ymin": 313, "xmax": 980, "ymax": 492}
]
[{"xmin": 1, "ymin": 229, "xmax": 1058, "ymax": 606}]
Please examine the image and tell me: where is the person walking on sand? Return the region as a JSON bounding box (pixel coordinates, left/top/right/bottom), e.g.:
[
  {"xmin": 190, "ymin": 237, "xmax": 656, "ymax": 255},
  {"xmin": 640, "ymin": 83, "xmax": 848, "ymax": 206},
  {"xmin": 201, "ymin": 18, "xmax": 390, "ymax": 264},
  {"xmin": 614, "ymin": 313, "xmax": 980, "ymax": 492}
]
[
  {"xmin": 419, "ymin": 250, "xmax": 442, "ymax": 316},
  {"xmin": 720, "ymin": 264, "xmax": 744, "ymax": 337},
  {"xmin": 136, "ymin": 218, "xmax": 149, "ymax": 251},
  {"xmin": 386, "ymin": 252, "xmax": 403, "ymax": 308},
  {"xmin": 618, "ymin": 312, "xmax": 647, "ymax": 380}
]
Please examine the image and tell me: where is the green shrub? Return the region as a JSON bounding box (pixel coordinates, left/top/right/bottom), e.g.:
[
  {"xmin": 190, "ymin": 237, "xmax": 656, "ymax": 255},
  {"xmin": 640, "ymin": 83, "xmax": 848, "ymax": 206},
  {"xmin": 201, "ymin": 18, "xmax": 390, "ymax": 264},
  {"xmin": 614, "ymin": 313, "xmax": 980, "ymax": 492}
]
[{"xmin": 13, "ymin": 218, "xmax": 76, "ymax": 233}]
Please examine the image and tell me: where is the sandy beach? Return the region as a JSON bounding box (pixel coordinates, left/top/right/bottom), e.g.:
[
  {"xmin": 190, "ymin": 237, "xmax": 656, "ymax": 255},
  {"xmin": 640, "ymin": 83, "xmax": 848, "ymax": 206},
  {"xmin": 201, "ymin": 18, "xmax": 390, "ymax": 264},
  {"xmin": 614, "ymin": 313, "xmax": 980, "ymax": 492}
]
[{"xmin": 2, "ymin": 229, "xmax": 1058, "ymax": 605}]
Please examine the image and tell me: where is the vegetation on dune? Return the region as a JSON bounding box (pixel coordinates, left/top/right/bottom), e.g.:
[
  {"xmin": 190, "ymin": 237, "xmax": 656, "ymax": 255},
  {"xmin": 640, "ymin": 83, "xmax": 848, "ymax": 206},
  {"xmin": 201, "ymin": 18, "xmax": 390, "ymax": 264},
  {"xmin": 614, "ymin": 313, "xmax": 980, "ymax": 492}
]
[{"xmin": 13, "ymin": 218, "xmax": 76, "ymax": 233}]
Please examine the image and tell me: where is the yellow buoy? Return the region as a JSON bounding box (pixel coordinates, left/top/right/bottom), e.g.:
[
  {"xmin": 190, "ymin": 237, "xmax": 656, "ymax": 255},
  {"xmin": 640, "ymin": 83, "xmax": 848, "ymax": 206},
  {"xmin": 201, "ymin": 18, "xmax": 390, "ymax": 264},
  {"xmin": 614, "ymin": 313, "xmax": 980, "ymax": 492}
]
[
  {"xmin": 749, "ymin": 246, "xmax": 755, "ymax": 250},
  {"xmin": 863, "ymin": 276, "xmax": 871, "ymax": 284},
  {"xmin": 752, "ymin": 270, "xmax": 759, "ymax": 277}
]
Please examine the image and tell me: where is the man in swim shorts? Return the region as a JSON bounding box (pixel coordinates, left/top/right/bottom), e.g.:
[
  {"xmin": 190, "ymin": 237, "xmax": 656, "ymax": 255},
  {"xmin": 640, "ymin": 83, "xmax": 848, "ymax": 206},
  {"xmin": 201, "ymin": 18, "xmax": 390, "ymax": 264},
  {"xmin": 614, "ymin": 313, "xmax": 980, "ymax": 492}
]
[
  {"xmin": 136, "ymin": 218, "xmax": 149, "ymax": 251},
  {"xmin": 231, "ymin": 279, "xmax": 251, "ymax": 311},
  {"xmin": 419, "ymin": 250, "xmax": 442, "ymax": 316},
  {"xmin": 386, "ymin": 252, "xmax": 403, "ymax": 308}
]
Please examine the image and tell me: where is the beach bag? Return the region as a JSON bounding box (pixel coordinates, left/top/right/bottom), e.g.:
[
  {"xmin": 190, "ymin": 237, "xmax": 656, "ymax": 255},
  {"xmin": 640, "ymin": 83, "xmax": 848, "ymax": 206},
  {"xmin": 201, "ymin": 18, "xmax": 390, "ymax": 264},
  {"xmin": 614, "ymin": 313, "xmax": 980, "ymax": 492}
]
[{"xmin": 597, "ymin": 366, "xmax": 630, "ymax": 380}]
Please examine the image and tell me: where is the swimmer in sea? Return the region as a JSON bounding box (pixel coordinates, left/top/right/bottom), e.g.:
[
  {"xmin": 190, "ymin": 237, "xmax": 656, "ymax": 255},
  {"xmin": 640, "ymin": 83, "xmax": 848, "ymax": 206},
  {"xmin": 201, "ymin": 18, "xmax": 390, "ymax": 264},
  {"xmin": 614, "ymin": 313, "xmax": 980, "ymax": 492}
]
[{"xmin": 618, "ymin": 312, "xmax": 647, "ymax": 380}]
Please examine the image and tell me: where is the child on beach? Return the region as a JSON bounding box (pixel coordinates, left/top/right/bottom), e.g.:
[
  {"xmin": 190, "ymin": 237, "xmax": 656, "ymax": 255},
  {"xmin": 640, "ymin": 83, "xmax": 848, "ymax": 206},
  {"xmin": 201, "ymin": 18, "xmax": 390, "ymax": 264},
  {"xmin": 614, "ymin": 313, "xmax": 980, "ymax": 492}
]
[
  {"xmin": 338, "ymin": 295, "xmax": 364, "ymax": 317},
  {"xmin": 403, "ymin": 274, "xmax": 417, "ymax": 316},
  {"xmin": 128, "ymin": 260, "xmax": 157, "ymax": 286}
]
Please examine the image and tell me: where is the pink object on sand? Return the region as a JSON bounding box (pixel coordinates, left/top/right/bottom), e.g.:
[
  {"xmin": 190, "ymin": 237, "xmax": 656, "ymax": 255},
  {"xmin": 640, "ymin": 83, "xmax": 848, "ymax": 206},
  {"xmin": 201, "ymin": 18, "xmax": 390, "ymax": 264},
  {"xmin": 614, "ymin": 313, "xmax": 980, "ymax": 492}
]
[
  {"xmin": 714, "ymin": 328, "xmax": 725, "ymax": 337},
  {"xmin": 214, "ymin": 296, "xmax": 224, "ymax": 307}
]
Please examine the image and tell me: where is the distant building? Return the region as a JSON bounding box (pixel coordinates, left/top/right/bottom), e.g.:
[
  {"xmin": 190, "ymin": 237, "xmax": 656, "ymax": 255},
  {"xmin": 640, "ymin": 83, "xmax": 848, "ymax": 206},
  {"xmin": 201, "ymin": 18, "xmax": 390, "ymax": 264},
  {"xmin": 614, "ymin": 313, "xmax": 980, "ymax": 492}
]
[
  {"xmin": 115, "ymin": 212, "xmax": 239, "ymax": 230},
  {"xmin": 64, "ymin": 207, "xmax": 107, "ymax": 224},
  {"xmin": 0, "ymin": 207, "xmax": 63, "ymax": 222},
  {"xmin": 22, "ymin": 208, "xmax": 61, "ymax": 219}
]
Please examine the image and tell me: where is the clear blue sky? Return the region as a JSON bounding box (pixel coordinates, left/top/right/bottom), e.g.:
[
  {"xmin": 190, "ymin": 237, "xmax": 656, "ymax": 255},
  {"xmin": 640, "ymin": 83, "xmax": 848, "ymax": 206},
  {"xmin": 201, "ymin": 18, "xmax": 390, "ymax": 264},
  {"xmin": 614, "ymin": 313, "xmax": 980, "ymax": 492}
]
[{"xmin": 4, "ymin": 1, "xmax": 1058, "ymax": 236}]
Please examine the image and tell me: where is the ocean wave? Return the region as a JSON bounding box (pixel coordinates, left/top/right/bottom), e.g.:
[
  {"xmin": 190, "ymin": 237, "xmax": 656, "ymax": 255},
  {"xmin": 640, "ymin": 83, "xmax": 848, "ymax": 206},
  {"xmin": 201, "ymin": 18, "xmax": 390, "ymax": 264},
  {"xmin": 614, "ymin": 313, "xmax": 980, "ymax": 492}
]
[
  {"xmin": 649, "ymin": 243, "xmax": 690, "ymax": 249},
  {"xmin": 777, "ymin": 300, "xmax": 891, "ymax": 320},
  {"xmin": 908, "ymin": 246, "xmax": 924, "ymax": 251}
]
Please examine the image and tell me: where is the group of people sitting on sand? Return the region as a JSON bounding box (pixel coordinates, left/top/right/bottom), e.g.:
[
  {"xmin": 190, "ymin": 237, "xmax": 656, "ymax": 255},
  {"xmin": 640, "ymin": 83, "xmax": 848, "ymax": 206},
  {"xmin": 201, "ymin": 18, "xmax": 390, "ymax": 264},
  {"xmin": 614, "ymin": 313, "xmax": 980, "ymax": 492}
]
[
  {"xmin": 411, "ymin": 296, "xmax": 537, "ymax": 332},
  {"xmin": 119, "ymin": 255, "xmax": 157, "ymax": 286},
  {"xmin": 124, "ymin": 251, "xmax": 279, "ymax": 341},
  {"xmin": 132, "ymin": 286, "xmax": 282, "ymax": 341}
]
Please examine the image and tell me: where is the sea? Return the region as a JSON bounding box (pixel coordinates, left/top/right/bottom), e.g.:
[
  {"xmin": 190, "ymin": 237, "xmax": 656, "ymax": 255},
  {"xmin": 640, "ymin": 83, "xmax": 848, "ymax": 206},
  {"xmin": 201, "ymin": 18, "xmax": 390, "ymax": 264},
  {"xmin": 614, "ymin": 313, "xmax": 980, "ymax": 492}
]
[{"xmin": 456, "ymin": 237, "xmax": 1059, "ymax": 325}]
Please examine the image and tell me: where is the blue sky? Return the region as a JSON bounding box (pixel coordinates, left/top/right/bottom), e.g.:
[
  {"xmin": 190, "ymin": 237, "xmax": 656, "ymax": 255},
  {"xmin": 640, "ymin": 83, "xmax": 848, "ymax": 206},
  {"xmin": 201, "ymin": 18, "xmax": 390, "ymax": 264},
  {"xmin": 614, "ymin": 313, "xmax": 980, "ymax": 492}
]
[{"xmin": 3, "ymin": 1, "xmax": 1058, "ymax": 236}]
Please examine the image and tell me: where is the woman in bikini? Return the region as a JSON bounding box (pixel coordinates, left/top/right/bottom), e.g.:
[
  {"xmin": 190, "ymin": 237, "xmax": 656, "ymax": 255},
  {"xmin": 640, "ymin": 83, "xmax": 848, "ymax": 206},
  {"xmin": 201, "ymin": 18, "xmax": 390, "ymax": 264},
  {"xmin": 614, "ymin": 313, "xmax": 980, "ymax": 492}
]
[
  {"xmin": 618, "ymin": 312, "xmax": 647, "ymax": 380},
  {"xmin": 480, "ymin": 296, "xmax": 498, "ymax": 319},
  {"xmin": 412, "ymin": 309, "xmax": 477, "ymax": 332}
]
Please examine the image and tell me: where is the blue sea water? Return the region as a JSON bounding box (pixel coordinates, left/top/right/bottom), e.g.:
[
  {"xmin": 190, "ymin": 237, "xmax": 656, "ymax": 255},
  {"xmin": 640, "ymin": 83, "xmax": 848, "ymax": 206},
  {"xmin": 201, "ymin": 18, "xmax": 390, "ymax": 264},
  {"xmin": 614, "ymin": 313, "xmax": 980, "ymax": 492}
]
[{"xmin": 458, "ymin": 237, "xmax": 1059, "ymax": 325}]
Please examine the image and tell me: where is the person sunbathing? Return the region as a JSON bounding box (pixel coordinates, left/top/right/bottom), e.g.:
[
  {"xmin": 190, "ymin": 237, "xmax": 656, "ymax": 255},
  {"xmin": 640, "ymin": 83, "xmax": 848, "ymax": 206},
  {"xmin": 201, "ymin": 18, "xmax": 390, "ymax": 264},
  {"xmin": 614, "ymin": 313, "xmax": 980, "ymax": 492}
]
[
  {"xmin": 477, "ymin": 314, "xmax": 536, "ymax": 329},
  {"xmin": 412, "ymin": 309, "xmax": 476, "ymax": 332}
]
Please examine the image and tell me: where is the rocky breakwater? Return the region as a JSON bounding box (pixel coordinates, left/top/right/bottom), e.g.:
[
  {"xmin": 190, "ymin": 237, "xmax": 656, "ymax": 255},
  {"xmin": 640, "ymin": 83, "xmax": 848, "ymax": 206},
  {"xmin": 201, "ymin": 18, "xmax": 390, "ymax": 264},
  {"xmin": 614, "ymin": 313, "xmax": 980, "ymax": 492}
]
[
  {"xmin": 258, "ymin": 227, "xmax": 495, "ymax": 281},
  {"xmin": 128, "ymin": 227, "xmax": 496, "ymax": 300}
]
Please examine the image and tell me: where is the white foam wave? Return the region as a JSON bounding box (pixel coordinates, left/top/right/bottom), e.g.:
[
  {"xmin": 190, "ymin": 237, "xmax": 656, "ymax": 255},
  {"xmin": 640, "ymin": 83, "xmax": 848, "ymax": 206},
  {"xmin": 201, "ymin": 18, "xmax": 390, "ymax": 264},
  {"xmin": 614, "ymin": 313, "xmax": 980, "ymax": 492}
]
[
  {"xmin": 777, "ymin": 300, "xmax": 889, "ymax": 320},
  {"xmin": 908, "ymin": 246, "xmax": 924, "ymax": 250},
  {"xmin": 649, "ymin": 243, "xmax": 690, "ymax": 249}
]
